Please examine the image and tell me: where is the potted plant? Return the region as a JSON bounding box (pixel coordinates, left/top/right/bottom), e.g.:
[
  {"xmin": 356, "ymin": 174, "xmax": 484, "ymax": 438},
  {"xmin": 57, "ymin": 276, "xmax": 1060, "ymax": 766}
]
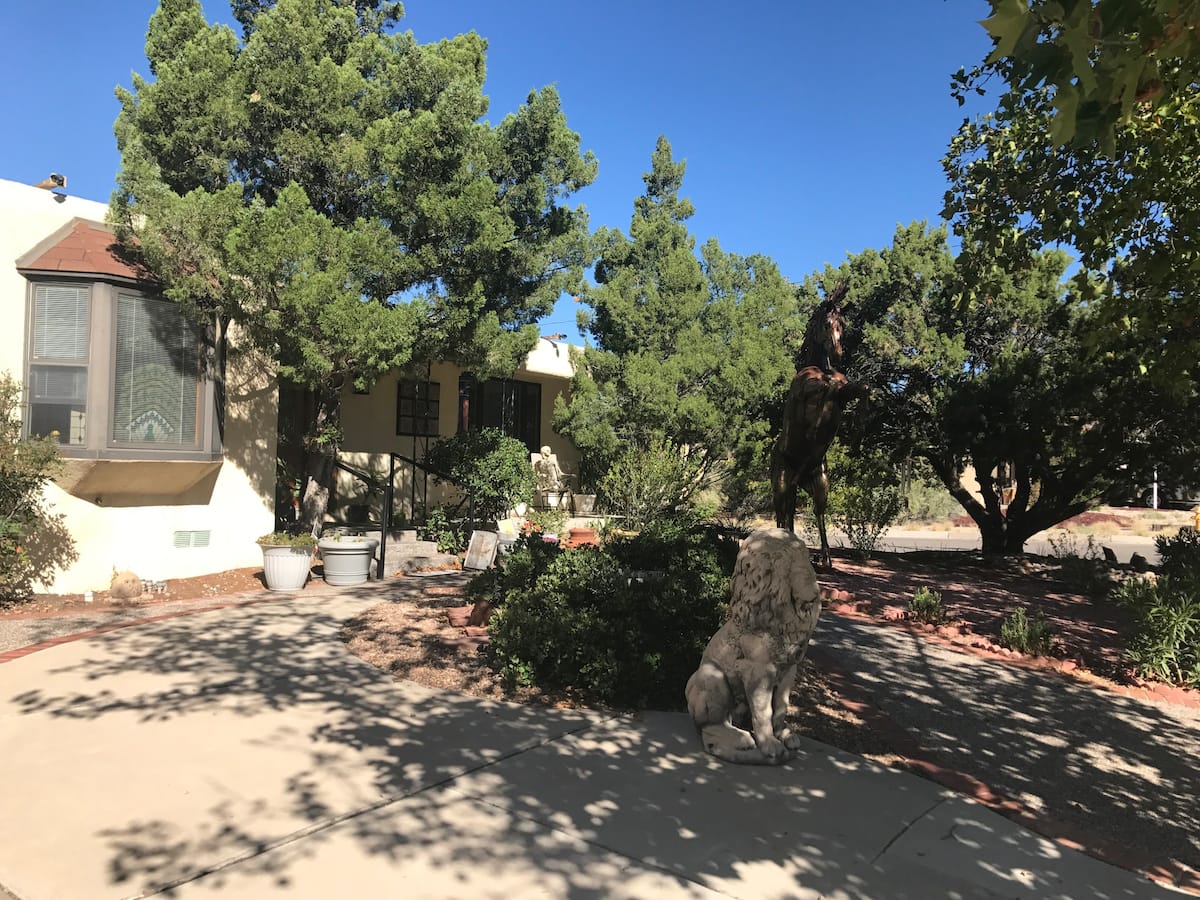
[
  {"xmin": 318, "ymin": 530, "xmax": 379, "ymax": 586},
  {"xmin": 257, "ymin": 532, "xmax": 317, "ymax": 591},
  {"xmin": 571, "ymin": 487, "xmax": 598, "ymax": 515}
]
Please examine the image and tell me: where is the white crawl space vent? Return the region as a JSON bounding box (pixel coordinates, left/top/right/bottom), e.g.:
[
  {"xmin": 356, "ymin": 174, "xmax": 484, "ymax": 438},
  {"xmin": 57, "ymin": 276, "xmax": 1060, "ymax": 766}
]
[{"xmin": 173, "ymin": 530, "xmax": 212, "ymax": 549}]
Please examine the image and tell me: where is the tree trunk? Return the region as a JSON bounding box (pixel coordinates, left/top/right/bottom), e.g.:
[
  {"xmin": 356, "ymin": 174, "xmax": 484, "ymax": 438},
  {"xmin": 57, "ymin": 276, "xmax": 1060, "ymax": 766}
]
[{"xmin": 298, "ymin": 385, "xmax": 342, "ymax": 531}]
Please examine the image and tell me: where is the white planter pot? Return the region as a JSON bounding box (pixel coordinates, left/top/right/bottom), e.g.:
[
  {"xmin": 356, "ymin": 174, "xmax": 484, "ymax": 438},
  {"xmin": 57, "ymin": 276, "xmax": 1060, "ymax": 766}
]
[
  {"xmin": 261, "ymin": 545, "xmax": 313, "ymax": 592},
  {"xmin": 319, "ymin": 538, "xmax": 379, "ymax": 586}
]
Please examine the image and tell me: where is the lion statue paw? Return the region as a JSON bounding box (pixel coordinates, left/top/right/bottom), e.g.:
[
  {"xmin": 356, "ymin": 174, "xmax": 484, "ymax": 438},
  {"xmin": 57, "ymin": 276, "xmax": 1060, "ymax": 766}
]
[{"xmin": 684, "ymin": 527, "xmax": 822, "ymax": 766}]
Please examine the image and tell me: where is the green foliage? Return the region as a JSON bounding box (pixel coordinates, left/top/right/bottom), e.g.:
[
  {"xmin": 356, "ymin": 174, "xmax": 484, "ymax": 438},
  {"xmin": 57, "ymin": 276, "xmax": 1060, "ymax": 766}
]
[
  {"xmin": 597, "ymin": 437, "xmax": 704, "ymax": 529},
  {"xmin": 417, "ymin": 506, "xmax": 466, "ymax": 554},
  {"xmin": 999, "ymin": 607, "xmax": 1056, "ymax": 657},
  {"xmin": 256, "ymin": 531, "xmax": 317, "ymax": 549},
  {"xmin": 827, "ymin": 443, "xmax": 902, "ymax": 559},
  {"xmin": 525, "ymin": 507, "xmax": 566, "ymax": 538},
  {"xmin": 424, "ymin": 429, "xmax": 536, "ymax": 521},
  {"xmin": 0, "ymin": 374, "xmax": 67, "ymax": 602},
  {"xmin": 909, "ymin": 587, "xmax": 947, "ymax": 625},
  {"xmin": 1113, "ymin": 574, "xmax": 1200, "ymax": 687},
  {"xmin": 949, "ymin": 2, "xmax": 1200, "ymax": 387},
  {"xmin": 555, "ymin": 136, "xmax": 799, "ymax": 498},
  {"xmin": 486, "ymin": 522, "xmax": 737, "ymax": 708},
  {"xmin": 1047, "ymin": 530, "xmax": 1113, "ymax": 596},
  {"xmin": 898, "ymin": 460, "xmax": 959, "ymax": 524},
  {"xmin": 112, "ymin": 0, "xmax": 597, "ymax": 523},
  {"xmin": 823, "ymin": 222, "xmax": 1197, "ymax": 555},
  {"xmin": 1155, "ymin": 528, "xmax": 1200, "ymax": 583}
]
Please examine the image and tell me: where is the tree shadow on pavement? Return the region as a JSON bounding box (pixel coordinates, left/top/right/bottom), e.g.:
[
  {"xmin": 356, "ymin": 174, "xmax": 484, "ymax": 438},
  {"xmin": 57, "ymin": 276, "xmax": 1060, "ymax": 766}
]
[
  {"xmin": 816, "ymin": 614, "xmax": 1200, "ymax": 881},
  {"xmin": 0, "ymin": 587, "xmax": 1171, "ymax": 899}
]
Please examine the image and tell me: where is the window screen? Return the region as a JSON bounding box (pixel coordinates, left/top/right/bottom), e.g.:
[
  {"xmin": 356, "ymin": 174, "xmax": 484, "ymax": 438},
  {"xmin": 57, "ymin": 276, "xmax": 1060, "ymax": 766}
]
[
  {"xmin": 29, "ymin": 284, "xmax": 89, "ymax": 444},
  {"xmin": 112, "ymin": 295, "xmax": 201, "ymax": 446}
]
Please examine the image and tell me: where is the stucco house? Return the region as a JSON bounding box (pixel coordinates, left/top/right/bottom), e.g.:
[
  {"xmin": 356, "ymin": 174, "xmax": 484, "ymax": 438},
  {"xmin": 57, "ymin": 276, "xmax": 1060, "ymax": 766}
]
[
  {"xmin": 3, "ymin": 176, "xmax": 581, "ymax": 594},
  {"xmin": 2, "ymin": 177, "xmax": 279, "ymax": 594}
]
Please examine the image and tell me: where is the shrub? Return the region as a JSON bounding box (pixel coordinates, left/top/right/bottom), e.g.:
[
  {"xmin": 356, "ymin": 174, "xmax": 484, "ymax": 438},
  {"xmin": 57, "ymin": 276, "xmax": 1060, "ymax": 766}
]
[
  {"xmin": 900, "ymin": 472, "xmax": 959, "ymax": 524},
  {"xmin": 598, "ymin": 437, "xmax": 703, "ymax": 529},
  {"xmin": 998, "ymin": 607, "xmax": 1056, "ymax": 656},
  {"xmin": 424, "ymin": 428, "xmax": 535, "ymax": 521},
  {"xmin": 1046, "ymin": 530, "xmax": 1112, "ymax": 596},
  {"xmin": 419, "ymin": 506, "xmax": 466, "ymax": 554},
  {"xmin": 1156, "ymin": 528, "xmax": 1200, "ymax": 583},
  {"xmin": 0, "ymin": 373, "xmax": 67, "ymax": 602},
  {"xmin": 486, "ymin": 522, "xmax": 737, "ymax": 708},
  {"xmin": 827, "ymin": 444, "xmax": 903, "ymax": 559},
  {"xmin": 256, "ymin": 531, "xmax": 317, "ymax": 549},
  {"xmin": 909, "ymin": 587, "xmax": 947, "ymax": 625},
  {"xmin": 1112, "ymin": 575, "xmax": 1200, "ymax": 687}
]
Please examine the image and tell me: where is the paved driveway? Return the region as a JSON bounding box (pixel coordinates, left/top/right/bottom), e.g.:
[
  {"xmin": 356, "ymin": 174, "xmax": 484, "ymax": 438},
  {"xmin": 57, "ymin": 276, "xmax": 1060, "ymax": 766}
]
[{"xmin": 0, "ymin": 593, "xmax": 1177, "ymax": 898}]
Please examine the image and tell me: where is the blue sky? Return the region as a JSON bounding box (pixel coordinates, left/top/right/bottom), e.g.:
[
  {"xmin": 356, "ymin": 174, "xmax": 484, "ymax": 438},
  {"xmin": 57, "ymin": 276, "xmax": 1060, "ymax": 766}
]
[{"xmin": 0, "ymin": 1, "xmax": 994, "ymax": 342}]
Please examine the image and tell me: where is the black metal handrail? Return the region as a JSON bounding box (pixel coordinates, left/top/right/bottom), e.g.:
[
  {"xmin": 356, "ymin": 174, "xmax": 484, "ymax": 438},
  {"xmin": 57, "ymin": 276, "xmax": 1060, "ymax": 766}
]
[{"xmin": 335, "ymin": 453, "xmax": 475, "ymax": 579}]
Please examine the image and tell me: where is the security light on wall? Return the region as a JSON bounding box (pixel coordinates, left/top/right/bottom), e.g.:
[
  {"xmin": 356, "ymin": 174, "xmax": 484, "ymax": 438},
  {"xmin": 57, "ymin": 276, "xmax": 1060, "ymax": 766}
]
[{"xmin": 33, "ymin": 173, "xmax": 66, "ymax": 190}]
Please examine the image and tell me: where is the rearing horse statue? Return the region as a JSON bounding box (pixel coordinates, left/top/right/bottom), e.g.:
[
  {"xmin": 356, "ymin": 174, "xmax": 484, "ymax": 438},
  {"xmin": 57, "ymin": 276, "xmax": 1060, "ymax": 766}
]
[{"xmin": 770, "ymin": 282, "xmax": 862, "ymax": 568}]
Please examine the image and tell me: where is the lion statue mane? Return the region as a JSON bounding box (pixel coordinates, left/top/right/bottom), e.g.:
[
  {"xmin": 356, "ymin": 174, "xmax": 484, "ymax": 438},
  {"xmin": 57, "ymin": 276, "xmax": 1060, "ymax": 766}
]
[{"xmin": 684, "ymin": 526, "xmax": 822, "ymax": 765}]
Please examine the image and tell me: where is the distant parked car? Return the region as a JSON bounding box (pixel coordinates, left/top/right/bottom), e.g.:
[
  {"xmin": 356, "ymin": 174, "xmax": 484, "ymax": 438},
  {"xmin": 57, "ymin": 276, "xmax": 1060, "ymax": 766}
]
[{"xmin": 1134, "ymin": 482, "xmax": 1200, "ymax": 510}]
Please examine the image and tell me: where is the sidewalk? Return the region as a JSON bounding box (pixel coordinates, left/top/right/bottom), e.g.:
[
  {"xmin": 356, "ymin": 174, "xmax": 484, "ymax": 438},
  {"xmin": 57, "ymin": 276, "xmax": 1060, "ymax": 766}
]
[{"xmin": 0, "ymin": 588, "xmax": 1180, "ymax": 898}]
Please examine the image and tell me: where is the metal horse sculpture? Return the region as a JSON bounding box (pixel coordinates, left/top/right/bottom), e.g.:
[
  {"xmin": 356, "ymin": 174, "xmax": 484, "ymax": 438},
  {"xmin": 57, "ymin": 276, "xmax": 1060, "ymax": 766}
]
[{"xmin": 770, "ymin": 282, "xmax": 861, "ymax": 568}]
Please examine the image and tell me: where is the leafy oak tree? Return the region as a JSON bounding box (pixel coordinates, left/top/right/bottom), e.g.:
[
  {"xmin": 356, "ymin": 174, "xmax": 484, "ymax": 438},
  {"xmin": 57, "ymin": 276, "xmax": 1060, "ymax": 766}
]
[
  {"xmin": 111, "ymin": 0, "xmax": 596, "ymax": 524},
  {"xmin": 823, "ymin": 223, "xmax": 1197, "ymax": 555},
  {"xmin": 554, "ymin": 137, "xmax": 798, "ymax": 507},
  {"xmin": 947, "ymin": 0, "xmax": 1200, "ymax": 387}
]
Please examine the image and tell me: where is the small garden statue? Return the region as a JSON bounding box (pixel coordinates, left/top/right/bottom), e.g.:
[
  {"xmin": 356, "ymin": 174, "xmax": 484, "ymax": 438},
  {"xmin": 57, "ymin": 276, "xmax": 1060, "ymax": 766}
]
[
  {"xmin": 532, "ymin": 446, "xmax": 572, "ymax": 509},
  {"xmin": 685, "ymin": 527, "xmax": 822, "ymax": 765}
]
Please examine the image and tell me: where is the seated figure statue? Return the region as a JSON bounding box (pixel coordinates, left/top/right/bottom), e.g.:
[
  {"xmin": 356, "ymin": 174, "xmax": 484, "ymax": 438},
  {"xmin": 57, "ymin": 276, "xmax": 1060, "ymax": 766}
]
[
  {"xmin": 532, "ymin": 445, "xmax": 568, "ymax": 492},
  {"xmin": 685, "ymin": 527, "xmax": 822, "ymax": 765}
]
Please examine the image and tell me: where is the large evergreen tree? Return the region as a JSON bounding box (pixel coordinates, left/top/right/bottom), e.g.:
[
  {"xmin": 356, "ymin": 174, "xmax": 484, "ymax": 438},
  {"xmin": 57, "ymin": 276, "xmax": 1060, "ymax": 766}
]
[
  {"xmin": 111, "ymin": 0, "xmax": 596, "ymax": 524},
  {"xmin": 555, "ymin": 137, "xmax": 798, "ymax": 498},
  {"xmin": 827, "ymin": 223, "xmax": 1198, "ymax": 554}
]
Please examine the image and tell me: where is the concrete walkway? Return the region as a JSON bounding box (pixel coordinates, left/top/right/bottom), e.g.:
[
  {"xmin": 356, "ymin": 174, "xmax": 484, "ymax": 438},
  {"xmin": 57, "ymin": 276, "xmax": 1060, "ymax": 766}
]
[{"xmin": 0, "ymin": 590, "xmax": 1180, "ymax": 898}]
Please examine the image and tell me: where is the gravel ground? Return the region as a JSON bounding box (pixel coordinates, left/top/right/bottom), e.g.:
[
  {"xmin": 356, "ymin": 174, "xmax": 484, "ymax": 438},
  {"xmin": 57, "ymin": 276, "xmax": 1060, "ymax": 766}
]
[{"xmin": 815, "ymin": 613, "xmax": 1200, "ymax": 876}]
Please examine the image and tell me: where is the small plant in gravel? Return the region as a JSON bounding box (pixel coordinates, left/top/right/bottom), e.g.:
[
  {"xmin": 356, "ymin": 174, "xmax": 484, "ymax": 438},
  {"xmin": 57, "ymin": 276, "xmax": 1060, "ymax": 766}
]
[
  {"xmin": 999, "ymin": 606, "xmax": 1056, "ymax": 656},
  {"xmin": 908, "ymin": 587, "xmax": 947, "ymax": 625}
]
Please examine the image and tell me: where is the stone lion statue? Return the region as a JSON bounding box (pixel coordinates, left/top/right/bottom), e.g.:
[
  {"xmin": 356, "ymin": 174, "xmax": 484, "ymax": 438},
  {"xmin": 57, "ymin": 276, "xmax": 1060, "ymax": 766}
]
[{"xmin": 684, "ymin": 527, "xmax": 822, "ymax": 765}]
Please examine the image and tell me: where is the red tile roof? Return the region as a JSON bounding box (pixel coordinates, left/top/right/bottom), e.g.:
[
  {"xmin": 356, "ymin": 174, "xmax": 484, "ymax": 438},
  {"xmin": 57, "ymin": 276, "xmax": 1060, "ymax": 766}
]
[{"xmin": 19, "ymin": 219, "xmax": 149, "ymax": 282}]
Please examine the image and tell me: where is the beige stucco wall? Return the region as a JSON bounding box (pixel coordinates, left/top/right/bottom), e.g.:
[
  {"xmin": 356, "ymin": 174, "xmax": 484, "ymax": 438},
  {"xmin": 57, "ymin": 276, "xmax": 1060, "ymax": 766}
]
[
  {"xmin": 1, "ymin": 179, "xmax": 277, "ymax": 594},
  {"xmin": 336, "ymin": 344, "xmax": 580, "ymax": 521}
]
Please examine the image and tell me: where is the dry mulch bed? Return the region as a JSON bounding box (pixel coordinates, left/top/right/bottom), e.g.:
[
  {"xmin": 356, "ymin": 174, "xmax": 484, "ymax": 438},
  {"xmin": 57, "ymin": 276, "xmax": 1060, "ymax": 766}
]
[{"xmin": 816, "ymin": 550, "xmax": 1140, "ymax": 682}]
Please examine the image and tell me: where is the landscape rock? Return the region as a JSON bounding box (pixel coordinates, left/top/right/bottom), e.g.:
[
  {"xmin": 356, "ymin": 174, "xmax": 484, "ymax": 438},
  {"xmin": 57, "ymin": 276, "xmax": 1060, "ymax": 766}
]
[{"xmin": 109, "ymin": 570, "xmax": 143, "ymax": 602}]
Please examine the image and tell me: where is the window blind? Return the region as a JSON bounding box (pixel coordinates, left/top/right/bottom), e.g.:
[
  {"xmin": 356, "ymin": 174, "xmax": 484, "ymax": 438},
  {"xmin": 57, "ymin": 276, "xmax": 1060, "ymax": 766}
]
[
  {"xmin": 33, "ymin": 284, "xmax": 89, "ymax": 360},
  {"xmin": 112, "ymin": 296, "xmax": 200, "ymax": 446}
]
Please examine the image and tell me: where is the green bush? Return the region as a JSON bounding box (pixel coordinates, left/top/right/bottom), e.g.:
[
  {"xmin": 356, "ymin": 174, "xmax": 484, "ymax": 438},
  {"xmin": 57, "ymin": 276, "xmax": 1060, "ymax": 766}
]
[
  {"xmin": 418, "ymin": 506, "xmax": 466, "ymax": 554},
  {"xmin": 909, "ymin": 587, "xmax": 947, "ymax": 625},
  {"xmin": 827, "ymin": 443, "xmax": 903, "ymax": 559},
  {"xmin": 1046, "ymin": 530, "xmax": 1113, "ymax": 596},
  {"xmin": 486, "ymin": 522, "xmax": 737, "ymax": 708},
  {"xmin": 998, "ymin": 606, "xmax": 1056, "ymax": 656},
  {"xmin": 900, "ymin": 474, "xmax": 959, "ymax": 524},
  {"xmin": 598, "ymin": 437, "xmax": 703, "ymax": 529},
  {"xmin": 424, "ymin": 428, "xmax": 535, "ymax": 521},
  {"xmin": 0, "ymin": 373, "xmax": 66, "ymax": 602},
  {"xmin": 1113, "ymin": 574, "xmax": 1200, "ymax": 687},
  {"xmin": 1156, "ymin": 528, "xmax": 1200, "ymax": 583}
]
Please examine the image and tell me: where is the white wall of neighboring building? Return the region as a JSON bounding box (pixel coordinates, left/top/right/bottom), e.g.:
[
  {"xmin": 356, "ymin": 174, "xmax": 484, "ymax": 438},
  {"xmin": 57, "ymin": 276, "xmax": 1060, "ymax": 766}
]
[{"xmin": 1, "ymin": 178, "xmax": 277, "ymax": 594}]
